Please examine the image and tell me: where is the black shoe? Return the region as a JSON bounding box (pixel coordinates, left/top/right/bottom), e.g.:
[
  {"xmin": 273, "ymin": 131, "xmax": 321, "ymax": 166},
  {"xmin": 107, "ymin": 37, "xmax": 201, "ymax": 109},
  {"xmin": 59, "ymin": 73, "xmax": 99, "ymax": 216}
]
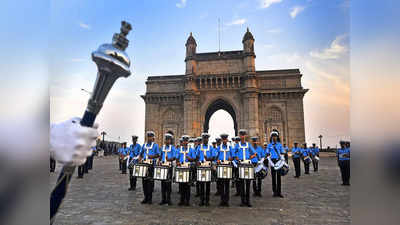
[
  {"xmin": 215, "ymin": 192, "xmax": 220, "ymax": 196},
  {"xmin": 159, "ymin": 201, "xmax": 167, "ymax": 205},
  {"xmin": 234, "ymin": 193, "xmax": 240, "ymax": 196},
  {"xmin": 198, "ymin": 202, "xmax": 204, "ymax": 206},
  {"xmin": 141, "ymin": 199, "xmax": 148, "ymax": 204},
  {"xmin": 240, "ymin": 203, "xmax": 246, "ymax": 207},
  {"xmin": 77, "ymin": 176, "xmax": 83, "ymax": 179},
  {"xmin": 185, "ymin": 202, "xmax": 190, "ymax": 206},
  {"xmin": 247, "ymin": 203, "xmax": 252, "ymax": 207},
  {"xmin": 147, "ymin": 200, "xmax": 152, "ymax": 204},
  {"xmin": 128, "ymin": 187, "xmax": 134, "ymax": 191},
  {"xmin": 168, "ymin": 201, "xmax": 173, "ymax": 206},
  {"xmin": 195, "ymin": 194, "xmax": 200, "ymax": 197},
  {"xmin": 219, "ymin": 202, "xmax": 225, "ymax": 207},
  {"xmin": 178, "ymin": 201, "xmax": 185, "ymax": 206},
  {"xmin": 278, "ymin": 194, "xmax": 284, "ymax": 198},
  {"xmin": 253, "ymin": 193, "xmax": 257, "ymax": 197},
  {"xmin": 258, "ymin": 193, "xmax": 262, "ymax": 197},
  {"xmin": 225, "ymin": 203, "xmax": 230, "ymax": 207}
]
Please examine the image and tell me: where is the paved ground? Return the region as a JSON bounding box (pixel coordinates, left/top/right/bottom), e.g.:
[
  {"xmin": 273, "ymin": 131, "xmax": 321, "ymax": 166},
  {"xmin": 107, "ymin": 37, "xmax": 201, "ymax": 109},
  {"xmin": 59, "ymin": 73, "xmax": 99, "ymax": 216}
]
[{"xmin": 50, "ymin": 153, "xmax": 350, "ymax": 225}]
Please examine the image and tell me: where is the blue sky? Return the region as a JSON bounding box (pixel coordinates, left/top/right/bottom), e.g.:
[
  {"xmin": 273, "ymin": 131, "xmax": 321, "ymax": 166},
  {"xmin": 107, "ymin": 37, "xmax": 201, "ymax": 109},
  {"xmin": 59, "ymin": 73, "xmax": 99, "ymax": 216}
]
[{"xmin": 47, "ymin": 0, "xmax": 350, "ymax": 147}]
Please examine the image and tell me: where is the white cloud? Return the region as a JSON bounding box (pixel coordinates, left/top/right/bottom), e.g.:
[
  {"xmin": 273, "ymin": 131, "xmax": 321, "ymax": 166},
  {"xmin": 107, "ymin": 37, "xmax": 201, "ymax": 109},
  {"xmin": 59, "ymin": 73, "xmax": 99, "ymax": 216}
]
[
  {"xmin": 226, "ymin": 18, "xmax": 247, "ymax": 26},
  {"xmin": 176, "ymin": 0, "xmax": 187, "ymax": 8},
  {"xmin": 290, "ymin": 6, "xmax": 305, "ymax": 18},
  {"xmin": 79, "ymin": 22, "xmax": 91, "ymax": 30},
  {"xmin": 260, "ymin": 0, "xmax": 282, "ymax": 9},
  {"xmin": 310, "ymin": 34, "xmax": 348, "ymax": 60}
]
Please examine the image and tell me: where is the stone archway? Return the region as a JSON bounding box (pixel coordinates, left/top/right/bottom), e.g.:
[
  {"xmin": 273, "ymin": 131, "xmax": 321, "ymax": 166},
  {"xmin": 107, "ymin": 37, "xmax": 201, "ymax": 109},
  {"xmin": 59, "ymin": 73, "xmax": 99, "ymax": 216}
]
[
  {"xmin": 141, "ymin": 29, "xmax": 308, "ymax": 145},
  {"xmin": 203, "ymin": 99, "xmax": 238, "ymax": 136}
]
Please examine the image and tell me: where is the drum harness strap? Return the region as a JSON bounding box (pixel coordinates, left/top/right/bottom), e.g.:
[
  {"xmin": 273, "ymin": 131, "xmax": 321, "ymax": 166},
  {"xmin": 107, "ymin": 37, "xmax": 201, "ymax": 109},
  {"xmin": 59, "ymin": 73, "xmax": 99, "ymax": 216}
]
[
  {"xmin": 239, "ymin": 142, "xmax": 248, "ymax": 162},
  {"xmin": 180, "ymin": 146, "xmax": 189, "ymax": 163},
  {"xmin": 219, "ymin": 143, "xmax": 230, "ymax": 162},
  {"xmin": 144, "ymin": 142, "xmax": 154, "ymax": 161},
  {"xmin": 200, "ymin": 144, "xmax": 210, "ymax": 162},
  {"xmin": 162, "ymin": 145, "xmax": 172, "ymax": 162}
]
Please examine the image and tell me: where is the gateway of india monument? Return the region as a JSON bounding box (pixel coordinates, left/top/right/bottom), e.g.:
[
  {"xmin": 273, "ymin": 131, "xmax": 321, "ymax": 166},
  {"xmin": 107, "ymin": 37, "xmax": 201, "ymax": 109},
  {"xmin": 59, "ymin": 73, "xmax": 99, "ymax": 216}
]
[{"xmin": 141, "ymin": 28, "xmax": 308, "ymax": 145}]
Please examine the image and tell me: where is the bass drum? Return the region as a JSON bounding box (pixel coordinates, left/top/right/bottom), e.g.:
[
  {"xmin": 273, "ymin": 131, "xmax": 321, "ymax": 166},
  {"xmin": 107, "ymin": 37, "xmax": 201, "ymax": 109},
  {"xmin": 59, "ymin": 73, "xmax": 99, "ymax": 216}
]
[
  {"xmin": 304, "ymin": 156, "xmax": 312, "ymax": 165},
  {"xmin": 280, "ymin": 164, "xmax": 289, "ymax": 176},
  {"xmin": 255, "ymin": 161, "xmax": 268, "ymax": 179}
]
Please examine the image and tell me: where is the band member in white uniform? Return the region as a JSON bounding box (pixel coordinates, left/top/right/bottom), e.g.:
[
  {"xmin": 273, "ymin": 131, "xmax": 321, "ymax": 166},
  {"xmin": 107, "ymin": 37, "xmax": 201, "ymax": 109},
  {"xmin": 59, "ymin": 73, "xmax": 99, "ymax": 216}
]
[
  {"xmin": 337, "ymin": 141, "xmax": 350, "ymax": 185},
  {"xmin": 283, "ymin": 143, "xmax": 289, "ymax": 163},
  {"xmin": 194, "ymin": 136, "xmax": 202, "ymax": 197},
  {"xmin": 302, "ymin": 143, "xmax": 311, "ymax": 174},
  {"xmin": 310, "ymin": 143, "xmax": 319, "ymax": 172},
  {"xmin": 196, "ymin": 132, "xmax": 216, "ymax": 206},
  {"xmin": 119, "ymin": 142, "xmax": 129, "ymax": 174},
  {"xmin": 159, "ymin": 133, "xmax": 176, "ymax": 205},
  {"xmin": 291, "ymin": 142, "xmax": 302, "ymax": 178},
  {"xmin": 175, "ymin": 135, "xmax": 196, "ymax": 206},
  {"xmin": 266, "ymin": 130, "xmax": 285, "ymax": 198},
  {"xmin": 234, "ymin": 129, "xmax": 257, "ymax": 207},
  {"xmin": 138, "ymin": 131, "xmax": 160, "ymax": 204},
  {"xmin": 232, "ymin": 136, "xmax": 241, "ymax": 194},
  {"xmin": 216, "ymin": 133, "xmax": 234, "ymax": 206},
  {"xmin": 128, "ymin": 135, "xmax": 141, "ymax": 190},
  {"xmin": 251, "ymin": 136, "xmax": 265, "ymax": 197}
]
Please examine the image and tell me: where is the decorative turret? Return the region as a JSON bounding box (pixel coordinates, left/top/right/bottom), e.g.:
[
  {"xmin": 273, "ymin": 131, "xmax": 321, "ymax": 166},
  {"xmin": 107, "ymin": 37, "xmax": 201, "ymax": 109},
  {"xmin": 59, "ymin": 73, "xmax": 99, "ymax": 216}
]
[
  {"xmin": 242, "ymin": 28, "xmax": 255, "ymax": 72},
  {"xmin": 242, "ymin": 27, "xmax": 254, "ymax": 54},
  {"xmin": 185, "ymin": 32, "xmax": 197, "ymax": 75},
  {"xmin": 186, "ymin": 32, "xmax": 197, "ymax": 58}
]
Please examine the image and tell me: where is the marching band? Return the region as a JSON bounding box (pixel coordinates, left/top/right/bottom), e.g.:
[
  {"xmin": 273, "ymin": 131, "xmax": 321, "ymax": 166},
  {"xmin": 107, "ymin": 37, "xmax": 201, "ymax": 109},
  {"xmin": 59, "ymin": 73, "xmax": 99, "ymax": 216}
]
[{"xmin": 93, "ymin": 130, "xmax": 351, "ymax": 207}]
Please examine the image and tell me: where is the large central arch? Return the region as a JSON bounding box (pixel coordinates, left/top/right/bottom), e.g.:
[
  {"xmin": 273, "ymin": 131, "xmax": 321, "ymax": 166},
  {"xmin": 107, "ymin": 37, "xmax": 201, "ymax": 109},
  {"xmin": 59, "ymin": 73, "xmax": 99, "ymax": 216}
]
[{"xmin": 203, "ymin": 99, "xmax": 238, "ymax": 136}]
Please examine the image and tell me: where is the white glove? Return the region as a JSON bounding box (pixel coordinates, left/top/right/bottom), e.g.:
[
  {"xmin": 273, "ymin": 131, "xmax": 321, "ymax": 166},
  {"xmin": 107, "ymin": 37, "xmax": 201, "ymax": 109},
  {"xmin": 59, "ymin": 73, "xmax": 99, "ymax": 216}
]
[
  {"xmin": 50, "ymin": 117, "xmax": 99, "ymax": 166},
  {"xmin": 280, "ymin": 154, "xmax": 285, "ymax": 161}
]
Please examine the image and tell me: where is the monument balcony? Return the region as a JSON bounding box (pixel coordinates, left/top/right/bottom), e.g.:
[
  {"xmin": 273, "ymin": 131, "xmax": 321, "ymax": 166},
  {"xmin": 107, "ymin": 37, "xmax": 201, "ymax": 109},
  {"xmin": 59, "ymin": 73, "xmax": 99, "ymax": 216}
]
[{"xmin": 195, "ymin": 73, "xmax": 243, "ymax": 90}]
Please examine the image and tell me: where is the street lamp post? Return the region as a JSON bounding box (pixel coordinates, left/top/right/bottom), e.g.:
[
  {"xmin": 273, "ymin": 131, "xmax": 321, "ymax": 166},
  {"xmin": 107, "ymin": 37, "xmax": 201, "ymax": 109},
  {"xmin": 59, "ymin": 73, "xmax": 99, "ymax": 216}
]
[
  {"xmin": 318, "ymin": 135, "xmax": 323, "ymax": 149},
  {"xmin": 101, "ymin": 131, "xmax": 107, "ymax": 143}
]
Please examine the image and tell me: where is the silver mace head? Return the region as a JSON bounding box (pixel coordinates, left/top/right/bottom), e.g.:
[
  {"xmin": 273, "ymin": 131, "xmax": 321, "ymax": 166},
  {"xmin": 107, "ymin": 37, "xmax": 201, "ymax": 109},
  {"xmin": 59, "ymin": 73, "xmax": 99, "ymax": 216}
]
[{"xmin": 87, "ymin": 21, "xmax": 132, "ymax": 115}]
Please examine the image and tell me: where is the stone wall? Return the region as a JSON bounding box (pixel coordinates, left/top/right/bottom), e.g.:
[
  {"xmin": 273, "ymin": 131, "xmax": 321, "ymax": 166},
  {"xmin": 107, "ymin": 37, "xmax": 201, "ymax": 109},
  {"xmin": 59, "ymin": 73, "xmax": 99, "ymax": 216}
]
[{"xmin": 197, "ymin": 59, "xmax": 244, "ymax": 75}]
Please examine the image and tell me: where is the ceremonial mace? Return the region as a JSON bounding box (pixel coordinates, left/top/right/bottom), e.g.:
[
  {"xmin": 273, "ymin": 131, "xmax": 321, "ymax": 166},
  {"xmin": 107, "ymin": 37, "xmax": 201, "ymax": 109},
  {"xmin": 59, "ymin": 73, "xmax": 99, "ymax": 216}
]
[{"xmin": 50, "ymin": 21, "xmax": 132, "ymax": 222}]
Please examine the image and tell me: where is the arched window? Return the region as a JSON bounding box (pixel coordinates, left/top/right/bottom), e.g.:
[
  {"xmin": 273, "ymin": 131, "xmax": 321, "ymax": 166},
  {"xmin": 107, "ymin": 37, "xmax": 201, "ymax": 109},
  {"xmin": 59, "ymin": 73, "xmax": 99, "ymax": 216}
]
[{"xmin": 269, "ymin": 108, "xmax": 282, "ymax": 121}]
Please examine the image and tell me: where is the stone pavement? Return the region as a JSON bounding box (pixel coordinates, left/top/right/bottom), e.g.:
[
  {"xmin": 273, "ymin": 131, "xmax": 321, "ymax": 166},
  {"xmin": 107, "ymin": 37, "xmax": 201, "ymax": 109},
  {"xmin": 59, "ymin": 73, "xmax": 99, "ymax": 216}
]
[{"xmin": 50, "ymin": 154, "xmax": 350, "ymax": 225}]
